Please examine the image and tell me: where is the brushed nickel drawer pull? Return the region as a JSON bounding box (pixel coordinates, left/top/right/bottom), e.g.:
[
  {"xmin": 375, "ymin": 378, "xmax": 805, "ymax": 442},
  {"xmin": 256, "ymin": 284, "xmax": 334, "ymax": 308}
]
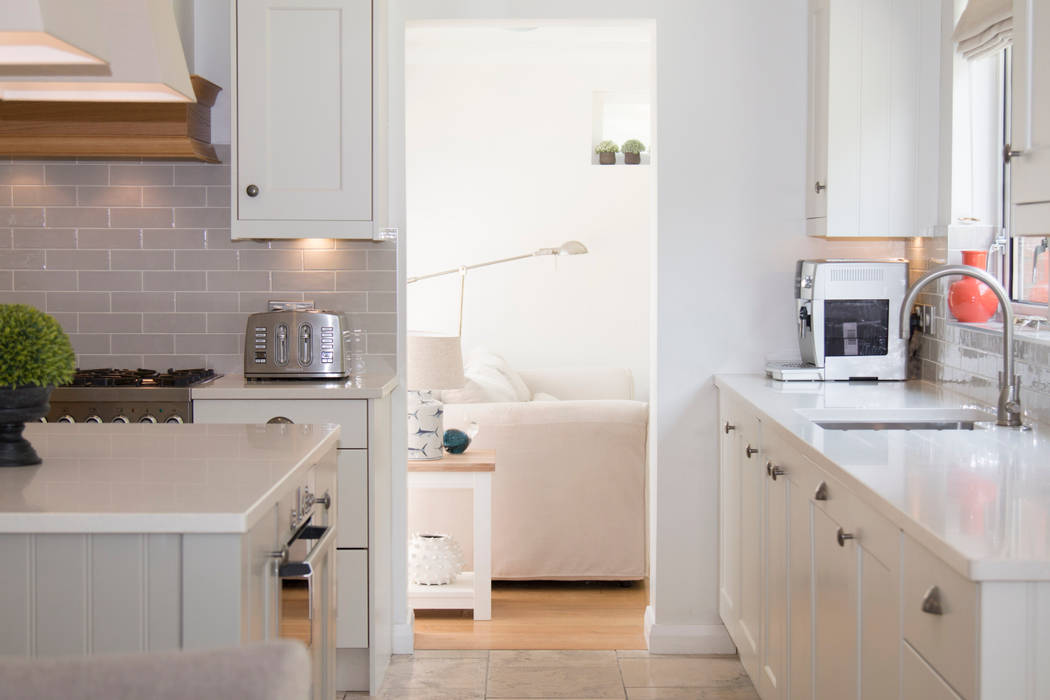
[
  {"xmin": 746, "ymin": 444, "xmax": 758, "ymax": 458},
  {"xmin": 921, "ymin": 585, "xmax": 944, "ymax": 615},
  {"xmin": 724, "ymin": 422, "xmax": 736, "ymax": 434},
  {"xmin": 814, "ymin": 481, "xmax": 829, "ymax": 501},
  {"xmin": 837, "ymin": 528, "xmax": 854, "ymax": 547}
]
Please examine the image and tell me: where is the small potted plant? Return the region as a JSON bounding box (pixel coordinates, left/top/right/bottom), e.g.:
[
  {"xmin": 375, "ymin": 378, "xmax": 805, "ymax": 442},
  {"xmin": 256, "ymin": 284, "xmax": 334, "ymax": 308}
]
[
  {"xmin": 622, "ymin": 139, "xmax": 646, "ymax": 164},
  {"xmin": 0, "ymin": 305, "xmax": 75, "ymax": 467},
  {"xmin": 595, "ymin": 140, "xmax": 619, "ymax": 165}
]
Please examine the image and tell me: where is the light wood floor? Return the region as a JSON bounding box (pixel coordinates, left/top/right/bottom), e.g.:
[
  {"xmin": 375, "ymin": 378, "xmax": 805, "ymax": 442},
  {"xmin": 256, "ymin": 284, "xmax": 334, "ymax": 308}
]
[{"xmin": 413, "ymin": 580, "xmax": 649, "ymax": 650}]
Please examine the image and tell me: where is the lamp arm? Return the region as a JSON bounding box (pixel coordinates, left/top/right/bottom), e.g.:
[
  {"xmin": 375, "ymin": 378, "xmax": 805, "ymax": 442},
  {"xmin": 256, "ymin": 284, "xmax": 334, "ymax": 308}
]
[{"xmin": 406, "ymin": 252, "xmax": 550, "ymax": 283}]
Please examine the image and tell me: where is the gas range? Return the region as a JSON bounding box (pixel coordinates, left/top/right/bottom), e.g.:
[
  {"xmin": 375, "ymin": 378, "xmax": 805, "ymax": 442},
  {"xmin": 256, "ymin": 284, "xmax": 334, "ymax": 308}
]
[{"xmin": 46, "ymin": 368, "xmax": 221, "ymax": 424}]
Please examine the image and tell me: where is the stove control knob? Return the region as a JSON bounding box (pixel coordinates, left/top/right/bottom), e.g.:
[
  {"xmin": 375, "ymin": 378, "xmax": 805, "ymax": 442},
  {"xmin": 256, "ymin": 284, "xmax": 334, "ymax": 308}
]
[
  {"xmin": 57, "ymin": 415, "xmax": 75, "ymax": 423},
  {"xmin": 37, "ymin": 417, "xmax": 47, "ymax": 423},
  {"xmin": 112, "ymin": 415, "xmax": 130, "ymax": 424},
  {"xmin": 165, "ymin": 416, "xmax": 184, "ymax": 424},
  {"xmin": 85, "ymin": 415, "xmax": 103, "ymax": 424},
  {"xmin": 138, "ymin": 415, "xmax": 158, "ymax": 424}
]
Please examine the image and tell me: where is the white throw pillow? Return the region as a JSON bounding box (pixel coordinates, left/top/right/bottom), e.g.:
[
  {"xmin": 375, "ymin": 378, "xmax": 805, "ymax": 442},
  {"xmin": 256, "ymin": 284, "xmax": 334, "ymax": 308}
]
[{"xmin": 441, "ymin": 348, "xmax": 531, "ymax": 403}]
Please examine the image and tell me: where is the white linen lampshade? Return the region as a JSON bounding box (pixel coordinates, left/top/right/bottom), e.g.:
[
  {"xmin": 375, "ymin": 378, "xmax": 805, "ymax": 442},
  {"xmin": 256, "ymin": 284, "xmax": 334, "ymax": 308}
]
[{"xmin": 406, "ymin": 334, "xmax": 465, "ymax": 390}]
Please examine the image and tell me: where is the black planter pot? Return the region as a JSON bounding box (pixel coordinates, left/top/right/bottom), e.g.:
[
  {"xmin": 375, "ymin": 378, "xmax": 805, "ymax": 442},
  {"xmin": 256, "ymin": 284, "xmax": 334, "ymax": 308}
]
[{"xmin": 0, "ymin": 385, "xmax": 52, "ymax": 467}]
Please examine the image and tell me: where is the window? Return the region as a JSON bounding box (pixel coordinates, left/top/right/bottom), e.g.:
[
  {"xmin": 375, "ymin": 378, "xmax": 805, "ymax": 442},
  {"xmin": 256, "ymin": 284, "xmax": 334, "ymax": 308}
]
[{"xmin": 955, "ymin": 46, "xmax": 1049, "ymax": 313}]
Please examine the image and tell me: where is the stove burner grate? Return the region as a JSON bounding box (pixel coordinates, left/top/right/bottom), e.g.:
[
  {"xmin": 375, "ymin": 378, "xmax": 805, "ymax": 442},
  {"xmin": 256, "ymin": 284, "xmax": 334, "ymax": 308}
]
[{"xmin": 68, "ymin": 368, "xmax": 218, "ymax": 388}]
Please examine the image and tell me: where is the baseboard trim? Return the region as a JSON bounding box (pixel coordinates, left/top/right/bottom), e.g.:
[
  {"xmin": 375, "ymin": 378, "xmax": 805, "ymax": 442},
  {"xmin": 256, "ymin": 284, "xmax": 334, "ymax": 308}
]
[
  {"xmin": 392, "ymin": 609, "xmax": 415, "ymax": 655},
  {"xmin": 644, "ymin": 605, "xmax": 737, "ymax": 654}
]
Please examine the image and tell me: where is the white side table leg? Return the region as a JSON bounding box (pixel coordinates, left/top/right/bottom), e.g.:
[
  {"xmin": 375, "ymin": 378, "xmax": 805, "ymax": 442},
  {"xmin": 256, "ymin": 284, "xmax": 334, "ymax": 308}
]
[{"xmin": 472, "ymin": 471, "xmax": 492, "ymax": 620}]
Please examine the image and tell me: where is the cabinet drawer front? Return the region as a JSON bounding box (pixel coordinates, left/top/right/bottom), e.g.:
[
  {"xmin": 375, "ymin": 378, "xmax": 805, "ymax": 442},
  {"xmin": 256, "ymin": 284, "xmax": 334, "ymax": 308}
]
[
  {"xmin": 336, "ymin": 549, "xmax": 368, "ymax": 648},
  {"xmin": 193, "ymin": 399, "xmax": 367, "ymax": 448},
  {"xmin": 901, "ymin": 641, "xmax": 963, "ymax": 700},
  {"xmin": 338, "ymin": 450, "xmax": 367, "ymax": 548},
  {"xmin": 811, "ymin": 465, "xmax": 897, "ymax": 568},
  {"xmin": 901, "ymin": 534, "xmax": 977, "ymax": 699}
]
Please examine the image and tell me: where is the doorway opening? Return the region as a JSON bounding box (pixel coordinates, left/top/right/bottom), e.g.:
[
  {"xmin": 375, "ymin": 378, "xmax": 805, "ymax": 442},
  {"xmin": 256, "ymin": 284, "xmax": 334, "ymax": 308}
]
[{"xmin": 404, "ymin": 19, "xmax": 655, "ymax": 650}]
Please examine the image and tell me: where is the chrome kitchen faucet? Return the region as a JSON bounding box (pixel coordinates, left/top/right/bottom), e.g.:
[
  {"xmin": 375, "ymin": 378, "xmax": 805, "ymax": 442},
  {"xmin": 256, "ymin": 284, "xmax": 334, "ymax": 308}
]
[{"xmin": 900, "ymin": 265, "xmax": 1023, "ymax": 427}]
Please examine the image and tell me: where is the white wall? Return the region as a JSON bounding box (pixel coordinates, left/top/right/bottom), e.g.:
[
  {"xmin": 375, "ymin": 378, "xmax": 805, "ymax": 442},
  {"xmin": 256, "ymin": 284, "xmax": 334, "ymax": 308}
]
[
  {"xmin": 388, "ymin": 0, "xmax": 906, "ymax": 654},
  {"xmin": 405, "ymin": 27, "xmax": 651, "ymax": 399}
]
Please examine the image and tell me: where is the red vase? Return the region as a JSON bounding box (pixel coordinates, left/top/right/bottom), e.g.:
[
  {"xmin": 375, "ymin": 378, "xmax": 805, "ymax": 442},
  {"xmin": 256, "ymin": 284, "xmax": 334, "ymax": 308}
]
[{"xmin": 948, "ymin": 250, "xmax": 999, "ymax": 323}]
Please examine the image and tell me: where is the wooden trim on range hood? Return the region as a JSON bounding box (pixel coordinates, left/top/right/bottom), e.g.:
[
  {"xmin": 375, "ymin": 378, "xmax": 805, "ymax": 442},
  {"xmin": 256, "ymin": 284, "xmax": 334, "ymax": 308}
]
[{"xmin": 0, "ymin": 75, "xmax": 220, "ymax": 162}]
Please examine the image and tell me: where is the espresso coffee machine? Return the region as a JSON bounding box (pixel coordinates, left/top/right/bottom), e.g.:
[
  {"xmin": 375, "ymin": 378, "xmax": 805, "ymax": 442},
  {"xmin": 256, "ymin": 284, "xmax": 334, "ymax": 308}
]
[{"xmin": 767, "ymin": 259, "xmax": 909, "ymax": 381}]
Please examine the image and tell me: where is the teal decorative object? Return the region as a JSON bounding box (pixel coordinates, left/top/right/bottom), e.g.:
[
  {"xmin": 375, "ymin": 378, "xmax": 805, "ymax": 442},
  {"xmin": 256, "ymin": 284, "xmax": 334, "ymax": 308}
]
[{"xmin": 443, "ymin": 428, "xmax": 471, "ymax": 454}]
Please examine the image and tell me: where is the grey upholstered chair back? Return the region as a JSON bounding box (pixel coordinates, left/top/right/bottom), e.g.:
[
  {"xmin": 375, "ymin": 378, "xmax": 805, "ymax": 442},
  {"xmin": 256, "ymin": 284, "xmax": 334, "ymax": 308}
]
[{"xmin": 0, "ymin": 641, "xmax": 311, "ymax": 700}]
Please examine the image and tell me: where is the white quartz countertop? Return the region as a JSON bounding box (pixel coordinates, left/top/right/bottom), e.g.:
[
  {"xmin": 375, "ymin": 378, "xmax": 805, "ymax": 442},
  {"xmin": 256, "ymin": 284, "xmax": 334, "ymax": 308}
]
[
  {"xmin": 715, "ymin": 375, "xmax": 1050, "ymax": 582},
  {"xmin": 0, "ymin": 423, "xmax": 340, "ymax": 534},
  {"xmin": 192, "ymin": 372, "xmax": 398, "ymax": 400}
]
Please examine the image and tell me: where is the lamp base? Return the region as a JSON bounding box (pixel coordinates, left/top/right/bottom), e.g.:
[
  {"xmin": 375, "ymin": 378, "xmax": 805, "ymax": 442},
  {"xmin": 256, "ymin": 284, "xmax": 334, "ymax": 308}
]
[{"xmin": 407, "ymin": 389, "xmax": 444, "ymax": 460}]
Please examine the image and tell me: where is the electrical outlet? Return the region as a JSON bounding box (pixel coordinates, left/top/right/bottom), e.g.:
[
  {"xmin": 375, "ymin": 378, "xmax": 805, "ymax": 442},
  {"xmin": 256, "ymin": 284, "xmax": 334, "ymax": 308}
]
[{"xmin": 914, "ymin": 304, "xmax": 934, "ymax": 333}]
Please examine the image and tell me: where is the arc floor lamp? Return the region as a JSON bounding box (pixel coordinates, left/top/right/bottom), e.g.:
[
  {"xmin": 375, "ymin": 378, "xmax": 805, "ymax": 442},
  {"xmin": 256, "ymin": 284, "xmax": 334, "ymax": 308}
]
[{"xmin": 406, "ymin": 240, "xmax": 588, "ymax": 335}]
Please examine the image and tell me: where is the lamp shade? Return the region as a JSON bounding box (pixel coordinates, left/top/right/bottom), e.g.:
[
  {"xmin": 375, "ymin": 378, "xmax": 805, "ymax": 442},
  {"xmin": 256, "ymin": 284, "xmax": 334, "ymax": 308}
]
[{"xmin": 406, "ymin": 334, "xmax": 465, "ymax": 390}]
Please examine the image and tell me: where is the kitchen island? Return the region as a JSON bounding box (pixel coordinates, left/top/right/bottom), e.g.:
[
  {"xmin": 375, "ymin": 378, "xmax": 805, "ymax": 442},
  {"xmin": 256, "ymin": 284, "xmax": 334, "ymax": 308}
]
[
  {"xmin": 715, "ymin": 375, "xmax": 1050, "ymax": 700},
  {"xmin": 0, "ymin": 422, "xmax": 339, "ymax": 699}
]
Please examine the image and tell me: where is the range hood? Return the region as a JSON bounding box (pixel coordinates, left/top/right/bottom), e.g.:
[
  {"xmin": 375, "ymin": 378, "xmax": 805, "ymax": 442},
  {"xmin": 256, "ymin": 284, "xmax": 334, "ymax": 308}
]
[{"xmin": 0, "ymin": 0, "xmax": 194, "ymax": 102}]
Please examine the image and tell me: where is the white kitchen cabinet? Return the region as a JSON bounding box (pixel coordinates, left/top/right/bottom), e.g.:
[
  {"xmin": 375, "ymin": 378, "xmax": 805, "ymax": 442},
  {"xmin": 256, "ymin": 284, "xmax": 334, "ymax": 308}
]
[
  {"xmin": 1010, "ymin": 0, "xmax": 1050, "ymax": 234},
  {"xmin": 231, "ymin": 0, "xmax": 374, "ymax": 239},
  {"xmin": 759, "ymin": 433, "xmax": 793, "ymax": 700},
  {"xmin": 812, "ymin": 505, "xmax": 856, "ymax": 700},
  {"xmin": 193, "ymin": 394, "xmax": 391, "ymax": 695},
  {"xmin": 731, "ymin": 404, "xmax": 764, "ymax": 681},
  {"xmin": 806, "ymin": 0, "xmax": 949, "ymax": 237},
  {"xmin": 786, "ymin": 464, "xmax": 813, "ymax": 700}
]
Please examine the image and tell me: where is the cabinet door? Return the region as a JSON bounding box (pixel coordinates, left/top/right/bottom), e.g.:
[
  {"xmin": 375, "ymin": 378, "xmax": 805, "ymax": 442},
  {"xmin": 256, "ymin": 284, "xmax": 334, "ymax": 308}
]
[
  {"xmin": 719, "ymin": 399, "xmax": 743, "ymax": 644},
  {"xmin": 760, "ymin": 457, "xmax": 789, "ymax": 700},
  {"xmin": 737, "ymin": 417, "xmax": 764, "ymax": 681},
  {"xmin": 1011, "ymin": 0, "xmax": 1050, "ymax": 233},
  {"xmin": 859, "ymin": 546, "xmax": 897, "ymax": 700},
  {"xmin": 336, "ymin": 549, "xmax": 368, "ymax": 648},
  {"xmin": 812, "ymin": 507, "xmax": 856, "ymax": 700},
  {"xmin": 234, "ymin": 0, "xmax": 372, "ymax": 237},
  {"xmin": 338, "ymin": 450, "xmax": 368, "ymax": 549},
  {"xmin": 787, "ymin": 472, "xmax": 813, "ymax": 700},
  {"xmin": 806, "ymin": 0, "xmax": 829, "ymax": 223}
]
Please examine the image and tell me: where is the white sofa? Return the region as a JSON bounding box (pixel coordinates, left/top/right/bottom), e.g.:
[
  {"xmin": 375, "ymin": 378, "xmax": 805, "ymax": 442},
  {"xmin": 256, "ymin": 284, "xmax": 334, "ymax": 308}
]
[{"xmin": 408, "ymin": 366, "xmax": 648, "ymax": 581}]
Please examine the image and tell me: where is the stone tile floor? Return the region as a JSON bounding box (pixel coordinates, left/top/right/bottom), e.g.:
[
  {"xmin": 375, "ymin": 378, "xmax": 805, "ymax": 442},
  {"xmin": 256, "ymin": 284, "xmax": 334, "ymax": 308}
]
[{"xmin": 342, "ymin": 650, "xmax": 758, "ymax": 699}]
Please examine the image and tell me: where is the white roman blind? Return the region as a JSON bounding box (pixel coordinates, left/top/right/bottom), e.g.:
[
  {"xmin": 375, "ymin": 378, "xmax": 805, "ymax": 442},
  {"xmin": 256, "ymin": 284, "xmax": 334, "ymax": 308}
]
[{"xmin": 954, "ymin": 0, "xmax": 1013, "ymax": 60}]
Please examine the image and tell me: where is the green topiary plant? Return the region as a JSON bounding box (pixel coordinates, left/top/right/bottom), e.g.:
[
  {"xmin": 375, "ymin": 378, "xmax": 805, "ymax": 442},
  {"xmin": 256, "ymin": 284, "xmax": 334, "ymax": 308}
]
[
  {"xmin": 621, "ymin": 139, "xmax": 646, "ymax": 154},
  {"xmin": 0, "ymin": 305, "xmax": 75, "ymax": 388}
]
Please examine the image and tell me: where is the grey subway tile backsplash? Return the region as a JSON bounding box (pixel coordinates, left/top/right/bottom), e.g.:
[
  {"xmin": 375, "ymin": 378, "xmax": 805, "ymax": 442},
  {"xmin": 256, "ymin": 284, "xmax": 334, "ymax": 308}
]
[
  {"xmin": 907, "ymin": 235, "xmax": 1050, "ymax": 425},
  {"xmin": 0, "ymin": 156, "xmax": 395, "ymax": 370}
]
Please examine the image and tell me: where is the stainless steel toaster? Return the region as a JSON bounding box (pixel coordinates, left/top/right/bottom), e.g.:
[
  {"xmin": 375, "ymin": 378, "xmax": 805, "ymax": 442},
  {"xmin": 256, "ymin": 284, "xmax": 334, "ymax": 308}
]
[{"xmin": 244, "ymin": 309, "xmax": 350, "ymax": 379}]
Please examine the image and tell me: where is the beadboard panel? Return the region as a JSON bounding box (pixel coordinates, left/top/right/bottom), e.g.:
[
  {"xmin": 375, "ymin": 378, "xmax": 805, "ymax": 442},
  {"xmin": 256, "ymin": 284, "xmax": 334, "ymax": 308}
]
[{"xmin": 0, "ymin": 533, "xmax": 183, "ymax": 657}]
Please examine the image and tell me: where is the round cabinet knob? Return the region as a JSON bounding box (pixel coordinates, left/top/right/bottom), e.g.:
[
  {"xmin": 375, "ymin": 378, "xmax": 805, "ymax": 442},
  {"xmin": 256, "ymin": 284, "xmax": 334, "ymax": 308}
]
[
  {"xmin": 57, "ymin": 415, "xmax": 75, "ymax": 423},
  {"xmin": 836, "ymin": 528, "xmax": 855, "ymax": 547},
  {"xmin": 138, "ymin": 415, "xmax": 158, "ymax": 424},
  {"xmin": 814, "ymin": 180, "xmax": 826, "ymax": 194},
  {"xmin": 246, "ymin": 184, "xmax": 260, "ymax": 197},
  {"xmin": 745, "ymin": 444, "xmax": 758, "ymax": 458},
  {"xmin": 724, "ymin": 422, "xmax": 736, "ymax": 434},
  {"xmin": 165, "ymin": 415, "xmax": 184, "ymax": 424},
  {"xmin": 766, "ymin": 462, "xmax": 785, "ymax": 481},
  {"xmin": 85, "ymin": 415, "xmax": 103, "ymax": 424},
  {"xmin": 112, "ymin": 415, "xmax": 130, "ymax": 424},
  {"xmin": 267, "ymin": 416, "xmax": 294, "ymax": 424}
]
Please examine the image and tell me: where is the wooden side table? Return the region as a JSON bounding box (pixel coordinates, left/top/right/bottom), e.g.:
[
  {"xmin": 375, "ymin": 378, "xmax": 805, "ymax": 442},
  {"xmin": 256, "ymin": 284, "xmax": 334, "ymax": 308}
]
[{"xmin": 406, "ymin": 450, "xmax": 495, "ymax": 620}]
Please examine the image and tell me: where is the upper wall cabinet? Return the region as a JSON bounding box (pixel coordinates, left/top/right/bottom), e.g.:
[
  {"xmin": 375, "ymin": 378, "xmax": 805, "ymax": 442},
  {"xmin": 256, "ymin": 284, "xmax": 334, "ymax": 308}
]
[
  {"xmin": 231, "ymin": 0, "xmax": 373, "ymax": 239},
  {"xmin": 807, "ymin": 0, "xmax": 950, "ymax": 237},
  {"xmin": 1010, "ymin": 0, "xmax": 1050, "ymax": 235}
]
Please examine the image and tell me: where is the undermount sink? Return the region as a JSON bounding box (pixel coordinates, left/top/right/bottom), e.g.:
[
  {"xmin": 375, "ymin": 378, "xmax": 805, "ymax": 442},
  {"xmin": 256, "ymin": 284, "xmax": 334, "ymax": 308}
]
[{"xmin": 796, "ymin": 408, "xmax": 994, "ymax": 431}]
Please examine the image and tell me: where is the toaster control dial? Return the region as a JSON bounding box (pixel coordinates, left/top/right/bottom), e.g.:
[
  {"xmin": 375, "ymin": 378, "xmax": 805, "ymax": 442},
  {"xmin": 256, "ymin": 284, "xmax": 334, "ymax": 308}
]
[
  {"xmin": 139, "ymin": 415, "xmax": 158, "ymax": 424},
  {"xmin": 112, "ymin": 415, "xmax": 130, "ymax": 424},
  {"xmin": 276, "ymin": 324, "xmax": 289, "ymax": 366}
]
